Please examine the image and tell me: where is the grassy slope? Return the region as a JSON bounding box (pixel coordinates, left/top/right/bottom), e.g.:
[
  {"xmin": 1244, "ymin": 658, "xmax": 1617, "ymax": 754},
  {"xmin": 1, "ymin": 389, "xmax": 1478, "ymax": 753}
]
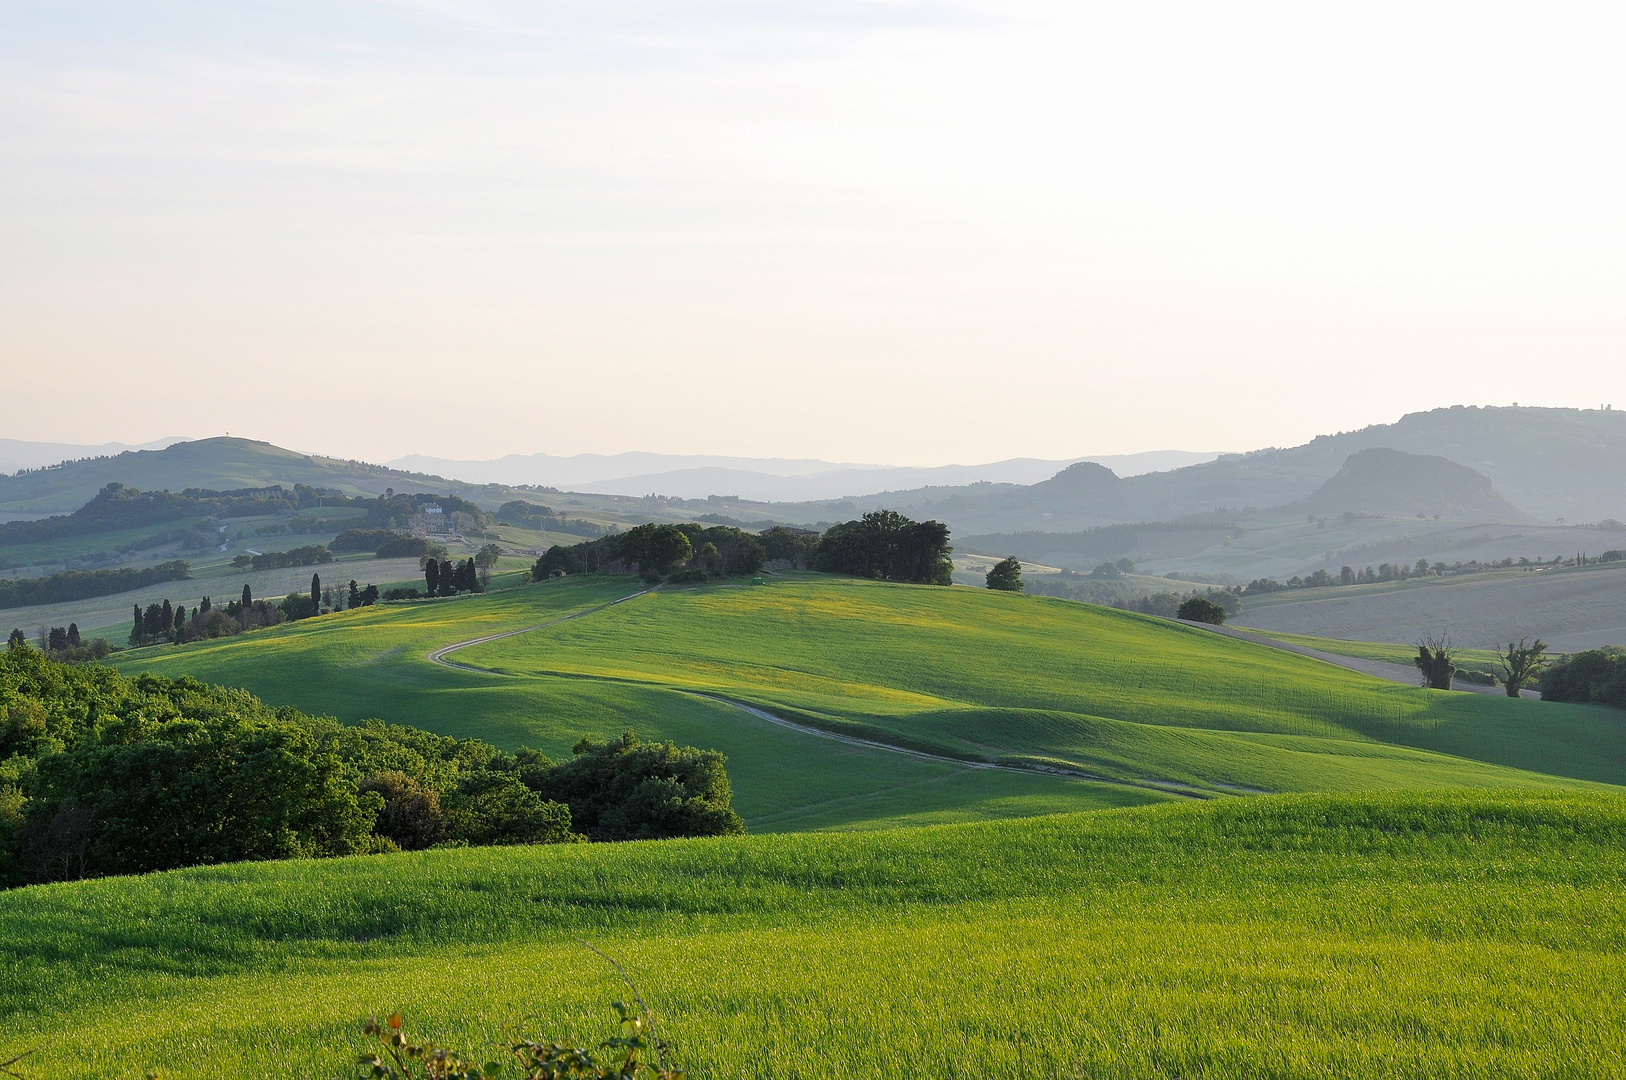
[
  {"xmin": 121, "ymin": 576, "xmax": 1626, "ymax": 811},
  {"xmin": 455, "ymin": 575, "xmax": 1625, "ymax": 792},
  {"xmin": 116, "ymin": 578, "xmax": 1157, "ymax": 832},
  {"xmin": 2, "ymin": 790, "xmax": 1623, "ymax": 1079},
  {"xmin": 1244, "ymin": 629, "xmax": 1506, "ymax": 675}
]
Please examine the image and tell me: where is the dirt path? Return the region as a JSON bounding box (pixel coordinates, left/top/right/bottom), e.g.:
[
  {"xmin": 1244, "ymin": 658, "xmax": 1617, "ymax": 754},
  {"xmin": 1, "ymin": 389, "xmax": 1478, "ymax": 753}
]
[
  {"xmin": 1179, "ymin": 620, "xmax": 1538, "ymax": 698},
  {"xmin": 426, "ymin": 589, "xmax": 1211, "ymax": 799},
  {"xmin": 426, "ymin": 587, "xmax": 657, "ymax": 672}
]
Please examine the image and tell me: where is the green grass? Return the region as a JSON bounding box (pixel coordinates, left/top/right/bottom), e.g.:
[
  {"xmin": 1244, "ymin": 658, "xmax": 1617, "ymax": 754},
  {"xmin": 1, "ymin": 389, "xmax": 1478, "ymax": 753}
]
[
  {"xmin": 117, "ymin": 575, "xmax": 1626, "ymax": 825},
  {"xmin": 116, "ymin": 578, "xmax": 1156, "ymax": 831},
  {"xmin": 2, "ymin": 789, "xmax": 1623, "ymax": 1078}
]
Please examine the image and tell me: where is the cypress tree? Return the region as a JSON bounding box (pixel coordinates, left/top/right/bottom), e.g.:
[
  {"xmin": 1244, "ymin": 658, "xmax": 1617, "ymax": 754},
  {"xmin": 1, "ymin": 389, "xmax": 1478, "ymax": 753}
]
[
  {"xmin": 425, "ymin": 559, "xmax": 439, "ymax": 596},
  {"xmin": 67, "ymin": 623, "xmax": 81, "ymax": 647},
  {"xmin": 311, "ymin": 573, "xmax": 321, "ymax": 611},
  {"xmin": 348, "ymin": 580, "xmax": 360, "ymax": 609},
  {"xmin": 160, "ymin": 599, "xmax": 173, "ymax": 640},
  {"xmin": 242, "ymin": 583, "xmax": 253, "ymax": 609},
  {"xmin": 133, "ymin": 604, "xmax": 143, "ymax": 642},
  {"xmin": 174, "ymin": 606, "xmax": 185, "ymax": 634},
  {"xmin": 439, "ymin": 559, "xmax": 455, "ymax": 597}
]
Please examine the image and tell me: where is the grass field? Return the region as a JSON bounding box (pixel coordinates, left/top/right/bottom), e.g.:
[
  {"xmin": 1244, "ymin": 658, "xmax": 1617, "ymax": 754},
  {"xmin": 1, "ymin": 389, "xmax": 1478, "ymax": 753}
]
[
  {"xmin": 2, "ymin": 789, "xmax": 1623, "ymax": 1079},
  {"xmin": 116, "ymin": 578, "xmax": 1159, "ymax": 831},
  {"xmin": 117, "ymin": 575, "xmax": 1626, "ymax": 824}
]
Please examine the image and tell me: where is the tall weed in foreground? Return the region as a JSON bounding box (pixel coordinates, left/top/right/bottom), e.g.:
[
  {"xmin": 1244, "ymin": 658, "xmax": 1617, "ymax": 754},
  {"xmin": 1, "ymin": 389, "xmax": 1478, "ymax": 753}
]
[{"xmin": 356, "ymin": 1003, "xmax": 682, "ymax": 1080}]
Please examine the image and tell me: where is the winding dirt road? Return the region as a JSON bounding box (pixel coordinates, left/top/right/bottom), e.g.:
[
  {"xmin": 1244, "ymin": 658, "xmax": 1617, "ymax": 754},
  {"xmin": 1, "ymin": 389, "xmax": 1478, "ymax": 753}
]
[{"xmin": 424, "ymin": 588, "xmax": 1210, "ymax": 799}]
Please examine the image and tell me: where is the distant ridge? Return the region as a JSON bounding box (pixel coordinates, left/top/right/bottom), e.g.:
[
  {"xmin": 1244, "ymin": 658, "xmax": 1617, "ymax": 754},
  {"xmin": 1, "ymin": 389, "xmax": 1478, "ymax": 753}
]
[{"xmin": 387, "ymin": 449, "xmax": 1222, "ymax": 500}]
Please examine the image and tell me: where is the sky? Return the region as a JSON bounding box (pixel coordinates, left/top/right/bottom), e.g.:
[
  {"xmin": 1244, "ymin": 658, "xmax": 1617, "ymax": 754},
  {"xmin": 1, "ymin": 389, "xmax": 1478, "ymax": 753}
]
[{"xmin": 3, "ymin": 0, "xmax": 1624, "ymax": 466}]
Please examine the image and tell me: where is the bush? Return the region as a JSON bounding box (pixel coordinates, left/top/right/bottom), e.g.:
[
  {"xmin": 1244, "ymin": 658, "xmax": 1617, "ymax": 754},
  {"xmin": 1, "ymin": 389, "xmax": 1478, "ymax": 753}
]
[
  {"xmin": 1176, "ymin": 596, "xmax": 1227, "ymax": 624},
  {"xmin": 1540, "ymin": 647, "xmax": 1626, "ymax": 706},
  {"xmin": 359, "ymin": 771, "xmax": 445, "ymax": 850},
  {"xmin": 536, "ymin": 733, "xmax": 745, "ymax": 841},
  {"xmin": 0, "ymin": 652, "xmax": 744, "ymax": 885}
]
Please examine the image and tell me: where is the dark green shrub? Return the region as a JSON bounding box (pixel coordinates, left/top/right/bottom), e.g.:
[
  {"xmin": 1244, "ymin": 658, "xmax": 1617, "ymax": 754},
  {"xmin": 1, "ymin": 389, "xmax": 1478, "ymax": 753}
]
[
  {"xmin": 536, "ymin": 733, "xmax": 744, "ymax": 842},
  {"xmin": 1540, "ymin": 647, "xmax": 1626, "ymax": 705},
  {"xmin": 1176, "ymin": 596, "xmax": 1226, "ymax": 624}
]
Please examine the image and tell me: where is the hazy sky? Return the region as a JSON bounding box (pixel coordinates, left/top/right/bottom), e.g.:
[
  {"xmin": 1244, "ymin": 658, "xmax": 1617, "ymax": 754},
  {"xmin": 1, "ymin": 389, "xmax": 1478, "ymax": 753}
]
[{"xmin": 4, "ymin": 1, "xmax": 1624, "ymax": 465}]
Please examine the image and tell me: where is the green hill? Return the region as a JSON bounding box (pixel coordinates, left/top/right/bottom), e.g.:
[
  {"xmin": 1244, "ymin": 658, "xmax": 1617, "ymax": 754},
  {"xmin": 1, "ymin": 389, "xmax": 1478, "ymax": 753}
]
[
  {"xmin": 2, "ymin": 789, "xmax": 1622, "ymax": 1078},
  {"xmin": 116, "ymin": 575, "xmax": 1626, "ymax": 825}
]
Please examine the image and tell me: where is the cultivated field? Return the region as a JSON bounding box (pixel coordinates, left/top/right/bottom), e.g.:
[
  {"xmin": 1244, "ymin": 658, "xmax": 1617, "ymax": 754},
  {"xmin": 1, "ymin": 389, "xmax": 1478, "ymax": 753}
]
[
  {"xmin": 1236, "ymin": 562, "xmax": 1626, "ymax": 651},
  {"xmin": 2, "ymin": 790, "xmax": 1622, "ymax": 1078}
]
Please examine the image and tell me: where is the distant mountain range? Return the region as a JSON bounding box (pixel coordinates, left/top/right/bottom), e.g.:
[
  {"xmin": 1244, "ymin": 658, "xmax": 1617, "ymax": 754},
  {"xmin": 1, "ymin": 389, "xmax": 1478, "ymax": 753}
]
[
  {"xmin": 0, "ymin": 436, "xmax": 190, "ymax": 476},
  {"xmin": 746, "ymin": 407, "xmax": 1626, "ymax": 531},
  {"xmin": 5, "ymin": 406, "xmax": 1625, "ymax": 532},
  {"xmin": 385, "ymin": 449, "xmax": 1222, "ymax": 501}
]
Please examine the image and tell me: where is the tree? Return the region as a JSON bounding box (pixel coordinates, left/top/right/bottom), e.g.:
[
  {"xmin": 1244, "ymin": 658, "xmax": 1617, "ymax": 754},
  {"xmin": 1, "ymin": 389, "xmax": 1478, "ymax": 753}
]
[
  {"xmin": 1414, "ymin": 635, "xmax": 1457, "ymax": 690},
  {"xmin": 66, "ymin": 623, "xmax": 81, "ymax": 648},
  {"xmin": 1496, "ymin": 638, "xmax": 1549, "ymax": 698},
  {"xmin": 1177, "ymin": 596, "xmax": 1227, "ymax": 624},
  {"xmin": 348, "ymin": 580, "xmax": 361, "ymax": 609},
  {"xmin": 986, "ymin": 557, "xmax": 1023, "ymax": 592},
  {"xmin": 474, "ymin": 544, "xmax": 502, "ymax": 570},
  {"xmin": 310, "ymin": 573, "xmax": 321, "ymax": 612},
  {"xmin": 132, "ymin": 604, "xmax": 142, "ymax": 644},
  {"xmin": 7, "ymin": 628, "xmax": 25, "ymax": 652},
  {"xmin": 425, "ymin": 558, "xmax": 440, "ymax": 597},
  {"xmin": 241, "ymin": 583, "xmax": 252, "ymax": 609}
]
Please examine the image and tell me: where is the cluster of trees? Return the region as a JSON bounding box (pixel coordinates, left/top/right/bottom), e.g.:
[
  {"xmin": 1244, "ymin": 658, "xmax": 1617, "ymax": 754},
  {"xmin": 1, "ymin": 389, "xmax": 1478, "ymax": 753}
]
[
  {"xmin": 331, "ymin": 528, "xmax": 454, "ymax": 563},
  {"xmin": 0, "ymin": 560, "xmax": 189, "ymax": 610},
  {"xmin": 127, "ymin": 577, "xmax": 381, "ymax": 648},
  {"xmin": 497, "ymin": 501, "xmax": 612, "ymax": 538},
  {"xmin": 1539, "ymin": 646, "xmax": 1626, "ymax": 706},
  {"xmin": 231, "ymin": 544, "xmax": 333, "ymax": 571},
  {"xmin": 0, "ymin": 647, "xmax": 742, "ymax": 885},
  {"xmin": 535, "ymin": 523, "xmax": 771, "ymax": 583},
  {"xmin": 425, "ymin": 558, "xmax": 482, "ymax": 597},
  {"xmin": 532, "ymin": 513, "xmax": 951, "ymax": 587},
  {"xmin": 7, "ymin": 625, "xmax": 112, "ymax": 663},
  {"xmin": 813, "ymin": 511, "xmax": 953, "ymax": 584}
]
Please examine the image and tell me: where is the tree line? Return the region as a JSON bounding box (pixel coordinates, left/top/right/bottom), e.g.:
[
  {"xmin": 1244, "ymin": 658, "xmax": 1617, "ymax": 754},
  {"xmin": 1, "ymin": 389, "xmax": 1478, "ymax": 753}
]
[
  {"xmin": 0, "ymin": 559, "xmax": 189, "ymax": 610},
  {"xmin": 230, "ymin": 544, "xmax": 333, "ymax": 571},
  {"xmin": 532, "ymin": 512, "xmax": 951, "ymax": 587},
  {"xmin": 125, "ymin": 575, "xmax": 381, "ymax": 648},
  {"xmin": 0, "ymin": 646, "xmax": 743, "ymax": 886}
]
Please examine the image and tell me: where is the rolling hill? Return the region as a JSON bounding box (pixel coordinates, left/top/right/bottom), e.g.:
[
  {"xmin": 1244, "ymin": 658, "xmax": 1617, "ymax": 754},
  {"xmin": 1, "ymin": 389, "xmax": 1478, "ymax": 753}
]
[
  {"xmin": 3, "ymin": 789, "xmax": 1622, "ymax": 1078},
  {"xmin": 115, "ymin": 574, "xmax": 1626, "ymax": 821}
]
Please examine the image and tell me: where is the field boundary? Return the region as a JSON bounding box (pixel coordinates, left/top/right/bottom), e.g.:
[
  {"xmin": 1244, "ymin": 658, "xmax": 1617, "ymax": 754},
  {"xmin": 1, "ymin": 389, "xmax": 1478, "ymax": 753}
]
[{"xmin": 1180, "ymin": 619, "xmax": 1538, "ymax": 698}]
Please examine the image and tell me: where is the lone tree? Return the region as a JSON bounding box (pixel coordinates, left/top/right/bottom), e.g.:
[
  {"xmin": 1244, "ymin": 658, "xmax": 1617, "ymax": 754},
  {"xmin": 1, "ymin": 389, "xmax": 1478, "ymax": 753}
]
[
  {"xmin": 1177, "ymin": 596, "xmax": 1227, "ymax": 625},
  {"xmin": 1496, "ymin": 637, "xmax": 1549, "ymax": 698},
  {"xmin": 310, "ymin": 573, "xmax": 321, "ymax": 612},
  {"xmin": 241, "ymin": 583, "xmax": 252, "ymax": 609},
  {"xmin": 1414, "ymin": 634, "xmax": 1457, "ymax": 690},
  {"xmin": 985, "ymin": 556, "xmax": 1023, "ymax": 592}
]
